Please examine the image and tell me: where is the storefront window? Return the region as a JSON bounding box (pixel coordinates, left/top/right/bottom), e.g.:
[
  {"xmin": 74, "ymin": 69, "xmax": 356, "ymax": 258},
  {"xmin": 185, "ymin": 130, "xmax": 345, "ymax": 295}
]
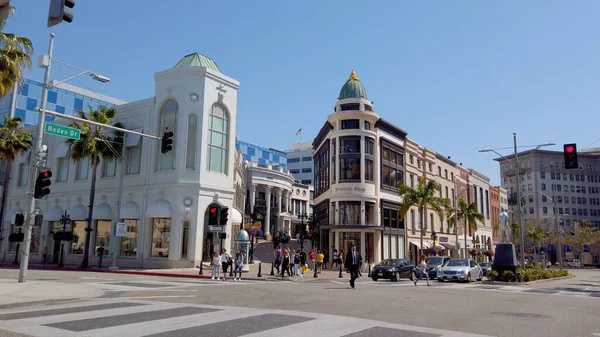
[
  {"xmin": 381, "ymin": 140, "xmax": 404, "ymax": 190},
  {"xmin": 120, "ymin": 219, "xmax": 138, "ymax": 256},
  {"xmin": 95, "ymin": 220, "xmax": 111, "ymax": 256},
  {"xmin": 151, "ymin": 218, "xmax": 171, "ymax": 258},
  {"xmin": 339, "ymin": 202, "xmax": 361, "ymax": 225},
  {"xmin": 340, "ymin": 158, "xmax": 360, "ymax": 180},
  {"xmin": 339, "ymin": 232, "xmax": 361, "ymax": 252},
  {"xmin": 365, "ymin": 202, "xmax": 375, "ymax": 225},
  {"xmin": 30, "ymin": 225, "xmax": 41, "ymax": 253},
  {"xmin": 71, "ymin": 221, "xmax": 87, "ymax": 254}
]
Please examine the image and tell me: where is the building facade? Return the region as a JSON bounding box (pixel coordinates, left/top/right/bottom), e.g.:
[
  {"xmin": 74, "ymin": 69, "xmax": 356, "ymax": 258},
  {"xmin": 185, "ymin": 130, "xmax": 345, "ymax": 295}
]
[
  {"xmin": 469, "ymin": 169, "xmax": 493, "ymax": 251},
  {"xmin": 236, "ymin": 140, "xmax": 287, "ymax": 169},
  {"xmin": 285, "ymin": 142, "xmax": 313, "ymax": 185},
  {"xmin": 2, "ymin": 52, "xmax": 242, "ymax": 268}
]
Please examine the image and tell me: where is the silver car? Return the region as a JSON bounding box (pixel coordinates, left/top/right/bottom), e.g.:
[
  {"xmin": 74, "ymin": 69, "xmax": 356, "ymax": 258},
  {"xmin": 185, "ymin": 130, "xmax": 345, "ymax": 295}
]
[{"xmin": 437, "ymin": 259, "xmax": 482, "ymax": 283}]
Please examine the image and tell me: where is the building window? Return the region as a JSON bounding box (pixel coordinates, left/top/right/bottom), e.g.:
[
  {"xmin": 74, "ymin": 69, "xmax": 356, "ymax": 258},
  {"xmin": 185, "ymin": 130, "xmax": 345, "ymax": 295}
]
[
  {"xmin": 126, "ymin": 142, "xmax": 142, "ymax": 175},
  {"xmin": 301, "ymin": 179, "xmax": 312, "ymax": 184},
  {"xmin": 151, "ymin": 218, "xmax": 171, "ymax": 258},
  {"xmin": 207, "ymin": 103, "xmax": 229, "ymax": 173},
  {"xmin": 102, "ymin": 158, "xmax": 116, "ymax": 178},
  {"xmin": 186, "ymin": 114, "xmax": 198, "ymax": 170},
  {"xmin": 438, "ymin": 166, "xmax": 442, "ymax": 176},
  {"xmin": 382, "ymin": 204, "xmax": 404, "ymax": 229},
  {"xmin": 410, "ymin": 209, "xmax": 415, "ymax": 233},
  {"xmin": 95, "ymin": 220, "xmax": 111, "ymax": 255},
  {"xmin": 314, "ymin": 139, "xmax": 330, "ymax": 196},
  {"xmin": 341, "ymin": 119, "xmax": 360, "ymax": 129},
  {"xmin": 364, "ymin": 105, "xmax": 373, "ymax": 111},
  {"xmin": 366, "ymin": 202, "xmax": 375, "ymax": 225},
  {"xmin": 365, "ymin": 137, "xmax": 375, "ymax": 182},
  {"xmin": 485, "ymin": 190, "xmax": 490, "ymax": 219},
  {"xmin": 75, "ymin": 157, "xmax": 90, "ymax": 180},
  {"xmin": 120, "ymin": 219, "xmax": 138, "ymax": 256},
  {"xmin": 301, "ymin": 168, "xmax": 312, "ymax": 173},
  {"xmin": 157, "ymin": 99, "xmax": 178, "ymax": 171},
  {"xmin": 381, "ymin": 140, "xmax": 404, "ymax": 190},
  {"xmin": 364, "ymin": 121, "xmax": 371, "ymax": 130},
  {"xmin": 71, "ymin": 221, "xmax": 87, "ymax": 254},
  {"xmin": 339, "ymin": 136, "xmax": 360, "ymax": 181},
  {"xmin": 340, "ymin": 202, "xmax": 361, "ymax": 225},
  {"xmin": 302, "ymin": 156, "xmax": 312, "ymax": 161},
  {"xmin": 18, "ymin": 162, "xmax": 29, "ymax": 186},
  {"xmin": 57, "ymin": 156, "xmax": 69, "ymax": 182},
  {"xmin": 340, "ymin": 103, "xmax": 360, "ymax": 111}
]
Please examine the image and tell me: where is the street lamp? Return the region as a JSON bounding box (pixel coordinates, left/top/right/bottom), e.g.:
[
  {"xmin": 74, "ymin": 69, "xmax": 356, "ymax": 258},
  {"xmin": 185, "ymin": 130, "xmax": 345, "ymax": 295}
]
[
  {"xmin": 249, "ymin": 212, "xmax": 262, "ymax": 264},
  {"xmin": 297, "ymin": 212, "xmax": 308, "ymax": 249},
  {"xmin": 537, "ymin": 189, "xmax": 563, "ymax": 270},
  {"xmin": 18, "ymin": 33, "xmax": 111, "ymax": 283},
  {"xmin": 479, "ymin": 134, "xmax": 554, "ymax": 269},
  {"xmin": 431, "ymin": 230, "xmax": 437, "ymax": 255}
]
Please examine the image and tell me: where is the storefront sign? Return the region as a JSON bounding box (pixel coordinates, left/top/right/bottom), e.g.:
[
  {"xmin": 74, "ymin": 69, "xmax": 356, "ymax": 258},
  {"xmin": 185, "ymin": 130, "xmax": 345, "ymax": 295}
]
[
  {"xmin": 334, "ymin": 186, "xmax": 366, "ymax": 193},
  {"xmin": 115, "ymin": 222, "xmax": 128, "ymax": 237}
]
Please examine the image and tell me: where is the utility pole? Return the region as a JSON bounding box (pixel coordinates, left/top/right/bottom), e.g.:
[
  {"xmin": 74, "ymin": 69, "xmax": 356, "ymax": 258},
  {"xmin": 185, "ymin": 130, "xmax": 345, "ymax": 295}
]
[
  {"xmin": 18, "ymin": 33, "xmax": 54, "ymax": 283},
  {"xmin": 110, "ymin": 135, "xmax": 128, "ymax": 269},
  {"xmin": 514, "ymin": 133, "xmax": 526, "ymax": 269},
  {"xmin": 552, "ymin": 178, "xmax": 563, "ymax": 269}
]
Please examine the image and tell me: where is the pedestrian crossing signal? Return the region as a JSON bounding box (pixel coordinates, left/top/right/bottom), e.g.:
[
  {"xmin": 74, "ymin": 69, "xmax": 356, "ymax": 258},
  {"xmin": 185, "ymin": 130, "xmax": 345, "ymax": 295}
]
[{"xmin": 34, "ymin": 170, "xmax": 52, "ymax": 199}]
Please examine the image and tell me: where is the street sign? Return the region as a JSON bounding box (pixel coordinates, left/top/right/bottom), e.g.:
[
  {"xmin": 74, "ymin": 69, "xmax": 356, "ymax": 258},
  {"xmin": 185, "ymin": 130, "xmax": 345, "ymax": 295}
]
[
  {"xmin": 208, "ymin": 226, "xmax": 223, "ymax": 232},
  {"xmin": 115, "ymin": 222, "xmax": 127, "ymax": 237},
  {"xmin": 44, "ymin": 122, "xmax": 81, "ymax": 140}
]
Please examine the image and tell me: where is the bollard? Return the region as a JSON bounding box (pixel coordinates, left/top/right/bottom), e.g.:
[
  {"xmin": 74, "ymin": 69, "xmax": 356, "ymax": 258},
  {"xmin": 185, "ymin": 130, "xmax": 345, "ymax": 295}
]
[
  {"xmin": 368, "ymin": 264, "xmax": 371, "ymax": 277},
  {"xmin": 339, "ymin": 264, "xmax": 343, "ymax": 278},
  {"xmin": 270, "ymin": 262, "xmax": 275, "ymax": 276},
  {"xmin": 229, "ymin": 264, "xmax": 233, "ymax": 277},
  {"xmin": 314, "ymin": 263, "xmax": 318, "ymax": 278},
  {"xmin": 257, "ymin": 262, "xmax": 262, "ymax": 277},
  {"xmin": 198, "ymin": 261, "xmax": 203, "ymax": 275}
]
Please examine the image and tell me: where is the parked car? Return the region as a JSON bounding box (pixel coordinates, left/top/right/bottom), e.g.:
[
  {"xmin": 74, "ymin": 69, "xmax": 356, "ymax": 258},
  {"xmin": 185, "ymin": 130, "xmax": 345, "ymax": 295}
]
[
  {"xmin": 565, "ymin": 259, "xmax": 581, "ymax": 268},
  {"xmin": 425, "ymin": 256, "xmax": 453, "ymax": 279},
  {"xmin": 437, "ymin": 259, "xmax": 483, "ymax": 283},
  {"xmin": 479, "ymin": 262, "xmax": 492, "ymax": 275},
  {"xmin": 371, "ymin": 259, "xmax": 414, "ymax": 282}
]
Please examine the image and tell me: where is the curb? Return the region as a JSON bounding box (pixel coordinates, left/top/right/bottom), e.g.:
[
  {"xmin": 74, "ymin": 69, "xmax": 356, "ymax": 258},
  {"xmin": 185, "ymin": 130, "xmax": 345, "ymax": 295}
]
[{"xmin": 482, "ymin": 274, "xmax": 574, "ymax": 285}]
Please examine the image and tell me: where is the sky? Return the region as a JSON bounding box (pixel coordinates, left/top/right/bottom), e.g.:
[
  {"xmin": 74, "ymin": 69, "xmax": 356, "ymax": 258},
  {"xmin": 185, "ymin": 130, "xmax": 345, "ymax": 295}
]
[{"xmin": 5, "ymin": 1, "xmax": 600, "ymax": 186}]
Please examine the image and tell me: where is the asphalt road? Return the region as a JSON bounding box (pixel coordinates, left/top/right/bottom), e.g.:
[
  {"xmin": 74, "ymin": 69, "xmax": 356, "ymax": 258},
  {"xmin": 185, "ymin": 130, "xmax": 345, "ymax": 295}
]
[{"xmin": 0, "ymin": 268, "xmax": 598, "ymax": 337}]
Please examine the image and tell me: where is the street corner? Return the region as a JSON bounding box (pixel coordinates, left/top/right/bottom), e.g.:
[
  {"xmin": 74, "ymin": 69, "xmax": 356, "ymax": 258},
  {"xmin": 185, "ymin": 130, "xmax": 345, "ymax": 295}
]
[{"xmin": 0, "ymin": 279, "xmax": 104, "ymax": 306}]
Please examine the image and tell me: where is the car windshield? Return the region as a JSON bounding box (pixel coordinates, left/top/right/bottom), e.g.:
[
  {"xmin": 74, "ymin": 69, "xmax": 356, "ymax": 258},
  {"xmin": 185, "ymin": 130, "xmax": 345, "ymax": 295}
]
[
  {"xmin": 426, "ymin": 257, "xmax": 445, "ymax": 265},
  {"xmin": 446, "ymin": 260, "xmax": 468, "ymax": 267},
  {"xmin": 377, "ymin": 259, "xmax": 399, "ymax": 266}
]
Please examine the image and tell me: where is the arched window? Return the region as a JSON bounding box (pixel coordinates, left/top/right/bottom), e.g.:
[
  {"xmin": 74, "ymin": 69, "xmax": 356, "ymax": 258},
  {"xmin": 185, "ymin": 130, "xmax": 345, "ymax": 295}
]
[
  {"xmin": 186, "ymin": 114, "xmax": 197, "ymax": 170},
  {"xmin": 157, "ymin": 99, "xmax": 178, "ymax": 171},
  {"xmin": 207, "ymin": 103, "xmax": 228, "ymax": 173}
]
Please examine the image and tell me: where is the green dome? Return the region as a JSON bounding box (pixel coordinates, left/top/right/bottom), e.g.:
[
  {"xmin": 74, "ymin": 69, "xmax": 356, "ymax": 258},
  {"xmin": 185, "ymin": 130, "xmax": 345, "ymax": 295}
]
[
  {"xmin": 338, "ymin": 70, "xmax": 368, "ymax": 100},
  {"xmin": 174, "ymin": 52, "xmax": 222, "ymax": 74}
]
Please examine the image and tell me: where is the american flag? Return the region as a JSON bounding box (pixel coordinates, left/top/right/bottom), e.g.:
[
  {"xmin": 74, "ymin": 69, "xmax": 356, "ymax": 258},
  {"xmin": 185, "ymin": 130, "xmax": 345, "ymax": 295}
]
[{"xmin": 295, "ymin": 128, "xmax": 302, "ymax": 136}]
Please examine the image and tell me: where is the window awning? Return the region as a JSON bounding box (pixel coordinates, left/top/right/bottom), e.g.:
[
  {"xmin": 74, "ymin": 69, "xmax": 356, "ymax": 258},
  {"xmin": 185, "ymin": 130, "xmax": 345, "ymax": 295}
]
[
  {"xmin": 119, "ymin": 201, "xmax": 140, "ymax": 219},
  {"xmin": 409, "ymin": 239, "xmax": 431, "ymax": 249},
  {"xmin": 44, "ymin": 206, "xmax": 63, "ymax": 222},
  {"xmin": 440, "ymin": 243, "xmax": 456, "ymax": 250},
  {"xmin": 231, "ymin": 208, "xmax": 242, "ymax": 224},
  {"xmin": 4, "ymin": 209, "xmax": 23, "ymax": 223},
  {"xmin": 54, "ymin": 143, "xmax": 69, "ymax": 158},
  {"xmin": 68, "ymin": 204, "xmax": 87, "ymax": 221},
  {"xmin": 145, "ymin": 199, "xmax": 172, "ymax": 218},
  {"xmin": 92, "ymin": 203, "xmax": 113, "ymax": 220},
  {"xmin": 125, "ymin": 128, "xmax": 143, "ymax": 148}
]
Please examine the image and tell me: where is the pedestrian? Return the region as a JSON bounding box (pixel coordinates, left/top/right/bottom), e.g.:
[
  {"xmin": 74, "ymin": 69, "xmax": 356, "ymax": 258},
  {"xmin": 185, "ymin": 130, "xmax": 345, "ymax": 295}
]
[
  {"xmin": 233, "ymin": 250, "xmax": 243, "ymax": 281},
  {"xmin": 281, "ymin": 249, "xmax": 291, "ymax": 279},
  {"xmin": 332, "ymin": 249, "xmax": 339, "ymax": 269},
  {"xmin": 299, "ymin": 248, "xmax": 307, "ymax": 274},
  {"xmin": 290, "ymin": 249, "xmax": 296, "ymax": 276},
  {"xmin": 309, "ymin": 249, "xmax": 316, "ymax": 271},
  {"xmin": 221, "ymin": 248, "xmax": 231, "ymax": 281},
  {"xmin": 345, "ymin": 246, "xmax": 360, "ymax": 289},
  {"xmin": 323, "ymin": 249, "xmax": 329, "ymax": 269},
  {"xmin": 211, "ymin": 251, "xmax": 222, "ymax": 280},
  {"xmin": 414, "ymin": 255, "xmax": 431, "ymax": 286},
  {"xmin": 42, "ymin": 247, "xmax": 48, "ymax": 265},
  {"xmin": 357, "ymin": 252, "xmax": 363, "ymax": 277},
  {"xmin": 96, "ymin": 245, "xmax": 105, "ymax": 268},
  {"xmin": 293, "ymin": 250, "xmax": 302, "ymax": 281},
  {"xmin": 317, "ymin": 250, "xmax": 324, "ymax": 273},
  {"xmin": 274, "ymin": 246, "xmax": 282, "ymax": 274}
]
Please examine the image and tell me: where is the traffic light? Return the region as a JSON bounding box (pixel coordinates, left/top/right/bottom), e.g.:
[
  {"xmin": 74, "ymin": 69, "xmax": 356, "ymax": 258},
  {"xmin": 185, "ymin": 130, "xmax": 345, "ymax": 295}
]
[
  {"xmin": 14, "ymin": 214, "xmax": 24, "ymax": 227},
  {"xmin": 220, "ymin": 207, "xmax": 229, "ymax": 226},
  {"xmin": 48, "ymin": 0, "xmax": 75, "ymax": 28},
  {"xmin": 208, "ymin": 205, "xmax": 218, "ymax": 226},
  {"xmin": 34, "ymin": 170, "xmax": 52, "ymax": 199},
  {"xmin": 563, "ymin": 143, "xmax": 578, "ymax": 170},
  {"xmin": 161, "ymin": 131, "xmax": 173, "ymax": 154}
]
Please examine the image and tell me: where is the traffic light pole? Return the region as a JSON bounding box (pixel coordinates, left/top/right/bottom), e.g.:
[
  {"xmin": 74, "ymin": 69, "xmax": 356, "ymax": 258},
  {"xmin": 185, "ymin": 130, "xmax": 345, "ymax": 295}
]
[
  {"xmin": 18, "ymin": 33, "xmax": 55, "ymax": 283},
  {"xmin": 109, "ymin": 135, "xmax": 127, "ymax": 270}
]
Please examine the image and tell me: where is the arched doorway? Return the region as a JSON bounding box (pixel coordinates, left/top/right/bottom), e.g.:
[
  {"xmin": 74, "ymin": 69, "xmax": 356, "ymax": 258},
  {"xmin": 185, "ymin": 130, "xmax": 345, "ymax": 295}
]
[{"xmin": 202, "ymin": 203, "xmax": 220, "ymax": 262}]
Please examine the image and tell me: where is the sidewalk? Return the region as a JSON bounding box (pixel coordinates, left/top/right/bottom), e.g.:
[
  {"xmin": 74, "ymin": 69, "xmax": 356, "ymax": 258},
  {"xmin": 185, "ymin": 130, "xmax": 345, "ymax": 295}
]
[
  {"xmin": 0, "ymin": 261, "xmax": 362, "ymax": 282},
  {"xmin": 0, "ymin": 278, "xmax": 103, "ymax": 306}
]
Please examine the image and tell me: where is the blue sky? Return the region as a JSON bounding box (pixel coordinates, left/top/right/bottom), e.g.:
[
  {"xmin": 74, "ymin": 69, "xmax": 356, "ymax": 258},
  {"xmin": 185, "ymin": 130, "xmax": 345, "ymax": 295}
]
[{"xmin": 6, "ymin": 1, "xmax": 600, "ymax": 185}]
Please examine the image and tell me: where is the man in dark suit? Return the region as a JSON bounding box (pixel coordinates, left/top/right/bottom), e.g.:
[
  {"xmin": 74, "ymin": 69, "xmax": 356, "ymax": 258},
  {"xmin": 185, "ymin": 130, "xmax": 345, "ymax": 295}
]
[{"xmin": 345, "ymin": 245, "xmax": 360, "ymax": 289}]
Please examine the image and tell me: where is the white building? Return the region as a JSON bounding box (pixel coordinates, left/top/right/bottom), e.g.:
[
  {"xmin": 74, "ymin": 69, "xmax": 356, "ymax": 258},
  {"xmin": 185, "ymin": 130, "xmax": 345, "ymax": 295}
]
[
  {"xmin": 468, "ymin": 169, "xmax": 493, "ymax": 250},
  {"xmin": 2, "ymin": 53, "xmax": 243, "ymax": 268},
  {"xmin": 285, "ymin": 142, "xmax": 313, "ymax": 185}
]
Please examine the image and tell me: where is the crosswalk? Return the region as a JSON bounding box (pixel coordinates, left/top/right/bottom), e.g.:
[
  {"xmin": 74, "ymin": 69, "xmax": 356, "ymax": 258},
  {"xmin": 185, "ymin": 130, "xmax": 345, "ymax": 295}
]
[
  {"xmin": 77, "ymin": 277, "xmax": 267, "ymax": 292},
  {"xmin": 0, "ymin": 298, "xmax": 495, "ymax": 337},
  {"xmin": 333, "ymin": 279, "xmax": 600, "ymax": 299}
]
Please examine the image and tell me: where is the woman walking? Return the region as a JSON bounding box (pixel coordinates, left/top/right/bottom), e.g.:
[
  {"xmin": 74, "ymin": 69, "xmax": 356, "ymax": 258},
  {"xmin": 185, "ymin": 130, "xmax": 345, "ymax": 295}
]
[
  {"xmin": 281, "ymin": 249, "xmax": 291, "ymax": 279},
  {"xmin": 211, "ymin": 251, "xmax": 221, "ymax": 280},
  {"xmin": 221, "ymin": 248, "xmax": 232, "ymax": 281},
  {"xmin": 414, "ymin": 255, "xmax": 430, "ymax": 286},
  {"xmin": 233, "ymin": 250, "xmax": 243, "ymax": 281},
  {"xmin": 293, "ymin": 250, "xmax": 302, "ymax": 280}
]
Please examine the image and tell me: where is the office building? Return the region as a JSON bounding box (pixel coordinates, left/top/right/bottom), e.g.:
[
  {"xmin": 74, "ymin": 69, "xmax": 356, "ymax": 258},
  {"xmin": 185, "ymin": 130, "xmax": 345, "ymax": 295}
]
[{"xmin": 285, "ymin": 142, "xmax": 313, "ymax": 185}]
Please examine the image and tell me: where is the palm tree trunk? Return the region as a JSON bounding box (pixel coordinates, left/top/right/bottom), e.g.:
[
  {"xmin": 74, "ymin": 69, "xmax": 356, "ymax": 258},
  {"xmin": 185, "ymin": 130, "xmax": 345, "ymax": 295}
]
[
  {"xmin": 419, "ymin": 206, "xmax": 424, "ymax": 257},
  {"xmin": 81, "ymin": 156, "xmax": 99, "ymax": 269},
  {"xmin": 0, "ymin": 160, "xmax": 12, "ymax": 261}
]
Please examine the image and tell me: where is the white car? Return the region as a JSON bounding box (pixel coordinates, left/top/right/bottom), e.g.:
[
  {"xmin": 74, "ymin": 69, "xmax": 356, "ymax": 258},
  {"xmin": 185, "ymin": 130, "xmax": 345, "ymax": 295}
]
[
  {"xmin": 565, "ymin": 259, "xmax": 581, "ymax": 268},
  {"xmin": 437, "ymin": 259, "xmax": 483, "ymax": 283}
]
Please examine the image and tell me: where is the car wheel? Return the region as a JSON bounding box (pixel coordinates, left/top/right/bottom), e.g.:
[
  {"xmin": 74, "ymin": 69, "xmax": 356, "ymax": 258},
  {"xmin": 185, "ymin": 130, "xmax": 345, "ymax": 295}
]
[
  {"xmin": 392, "ymin": 272, "xmax": 399, "ymax": 282},
  {"xmin": 466, "ymin": 273, "xmax": 472, "ymax": 283},
  {"xmin": 409, "ymin": 273, "xmax": 414, "ymax": 281},
  {"xmin": 438, "ymin": 279, "xmax": 443, "ymax": 282},
  {"xmin": 372, "ymin": 277, "xmax": 378, "ymax": 282},
  {"xmin": 477, "ymin": 272, "xmax": 483, "ymax": 281}
]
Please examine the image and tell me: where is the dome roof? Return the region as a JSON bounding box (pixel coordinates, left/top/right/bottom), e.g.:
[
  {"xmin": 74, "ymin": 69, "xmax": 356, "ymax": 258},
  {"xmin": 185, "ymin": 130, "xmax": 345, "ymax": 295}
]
[
  {"xmin": 174, "ymin": 52, "xmax": 222, "ymax": 74},
  {"xmin": 338, "ymin": 69, "xmax": 368, "ymax": 100}
]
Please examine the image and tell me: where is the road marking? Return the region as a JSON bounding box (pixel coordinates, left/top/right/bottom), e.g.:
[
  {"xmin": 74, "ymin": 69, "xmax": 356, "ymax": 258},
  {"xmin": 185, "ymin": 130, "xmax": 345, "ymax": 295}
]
[
  {"xmin": 80, "ymin": 276, "xmax": 114, "ymax": 280},
  {"xmin": 584, "ymin": 282, "xmax": 597, "ymax": 291},
  {"xmin": 119, "ymin": 295, "xmax": 197, "ymax": 299}
]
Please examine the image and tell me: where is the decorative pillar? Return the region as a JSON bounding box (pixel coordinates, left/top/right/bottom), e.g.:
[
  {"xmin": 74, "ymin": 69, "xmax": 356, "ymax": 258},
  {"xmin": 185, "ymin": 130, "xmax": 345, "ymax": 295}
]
[
  {"xmin": 264, "ymin": 186, "xmax": 272, "ymax": 239},
  {"xmin": 360, "ymin": 201, "xmax": 366, "ymax": 225},
  {"xmin": 277, "ymin": 189, "xmax": 283, "ymax": 232},
  {"xmin": 250, "ymin": 184, "xmax": 256, "ymax": 214}
]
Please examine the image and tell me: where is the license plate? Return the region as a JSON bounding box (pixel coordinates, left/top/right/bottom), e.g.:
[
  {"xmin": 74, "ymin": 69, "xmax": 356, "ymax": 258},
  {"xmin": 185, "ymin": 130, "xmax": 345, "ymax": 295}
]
[{"xmin": 378, "ymin": 272, "xmax": 383, "ymax": 276}]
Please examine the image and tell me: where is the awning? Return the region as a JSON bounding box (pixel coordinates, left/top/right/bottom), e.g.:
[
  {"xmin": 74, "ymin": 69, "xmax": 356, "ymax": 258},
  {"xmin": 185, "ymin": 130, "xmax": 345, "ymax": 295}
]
[
  {"xmin": 54, "ymin": 143, "xmax": 69, "ymax": 158},
  {"xmin": 145, "ymin": 199, "xmax": 172, "ymax": 218},
  {"xmin": 231, "ymin": 208, "xmax": 242, "ymax": 224},
  {"xmin": 124, "ymin": 128, "xmax": 143, "ymax": 148},
  {"xmin": 4, "ymin": 209, "xmax": 23, "ymax": 223},
  {"xmin": 44, "ymin": 206, "xmax": 63, "ymax": 222},
  {"xmin": 440, "ymin": 243, "xmax": 455, "ymax": 250},
  {"xmin": 92, "ymin": 203, "xmax": 112, "ymax": 220},
  {"xmin": 119, "ymin": 201, "xmax": 140, "ymax": 219},
  {"xmin": 68, "ymin": 204, "xmax": 87, "ymax": 221},
  {"xmin": 409, "ymin": 239, "xmax": 431, "ymax": 249}
]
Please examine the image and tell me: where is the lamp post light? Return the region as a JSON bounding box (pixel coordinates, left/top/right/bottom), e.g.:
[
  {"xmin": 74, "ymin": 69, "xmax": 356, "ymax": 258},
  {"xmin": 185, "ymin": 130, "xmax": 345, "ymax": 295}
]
[
  {"xmin": 249, "ymin": 212, "xmax": 262, "ymax": 264},
  {"xmin": 537, "ymin": 188, "xmax": 563, "ymax": 270},
  {"xmin": 479, "ymin": 135, "xmax": 554, "ymax": 269},
  {"xmin": 431, "ymin": 230, "xmax": 437, "ymax": 255}
]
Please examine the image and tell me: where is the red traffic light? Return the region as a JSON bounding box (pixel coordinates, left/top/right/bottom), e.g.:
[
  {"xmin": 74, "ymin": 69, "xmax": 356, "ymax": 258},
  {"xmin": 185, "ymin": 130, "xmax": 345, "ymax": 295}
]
[
  {"xmin": 165, "ymin": 131, "xmax": 173, "ymax": 137},
  {"xmin": 210, "ymin": 207, "xmax": 217, "ymax": 214},
  {"xmin": 42, "ymin": 171, "xmax": 52, "ymax": 178},
  {"xmin": 565, "ymin": 145, "xmax": 575, "ymax": 153}
]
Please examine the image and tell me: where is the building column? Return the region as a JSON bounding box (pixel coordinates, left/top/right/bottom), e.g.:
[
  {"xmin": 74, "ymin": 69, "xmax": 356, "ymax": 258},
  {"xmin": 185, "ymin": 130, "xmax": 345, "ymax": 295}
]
[
  {"xmin": 250, "ymin": 184, "xmax": 256, "ymax": 214},
  {"xmin": 264, "ymin": 186, "xmax": 272, "ymax": 239},
  {"xmin": 360, "ymin": 201, "xmax": 366, "ymax": 225},
  {"xmin": 360, "ymin": 231, "xmax": 366, "ymax": 267},
  {"xmin": 277, "ymin": 189, "xmax": 283, "ymax": 232}
]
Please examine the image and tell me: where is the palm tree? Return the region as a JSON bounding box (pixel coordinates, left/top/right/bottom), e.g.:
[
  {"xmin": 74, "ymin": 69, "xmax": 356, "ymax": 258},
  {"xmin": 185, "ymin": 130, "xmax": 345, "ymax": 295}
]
[
  {"xmin": 0, "ymin": 116, "xmax": 32, "ymax": 229},
  {"xmin": 0, "ymin": 6, "xmax": 34, "ymax": 97},
  {"xmin": 67, "ymin": 106, "xmax": 124, "ymax": 269},
  {"xmin": 447, "ymin": 199, "xmax": 484, "ymax": 259},
  {"xmin": 526, "ymin": 224, "xmax": 547, "ymax": 265},
  {"xmin": 398, "ymin": 177, "xmax": 446, "ymax": 256}
]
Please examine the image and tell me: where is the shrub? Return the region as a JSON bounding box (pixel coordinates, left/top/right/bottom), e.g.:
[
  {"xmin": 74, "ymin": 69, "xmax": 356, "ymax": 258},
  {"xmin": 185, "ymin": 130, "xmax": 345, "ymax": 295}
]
[
  {"xmin": 511, "ymin": 267, "xmax": 571, "ymax": 283},
  {"xmin": 485, "ymin": 270, "xmax": 499, "ymax": 281},
  {"xmin": 503, "ymin": 270, "xmax": 516, "ymax": 282}
]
